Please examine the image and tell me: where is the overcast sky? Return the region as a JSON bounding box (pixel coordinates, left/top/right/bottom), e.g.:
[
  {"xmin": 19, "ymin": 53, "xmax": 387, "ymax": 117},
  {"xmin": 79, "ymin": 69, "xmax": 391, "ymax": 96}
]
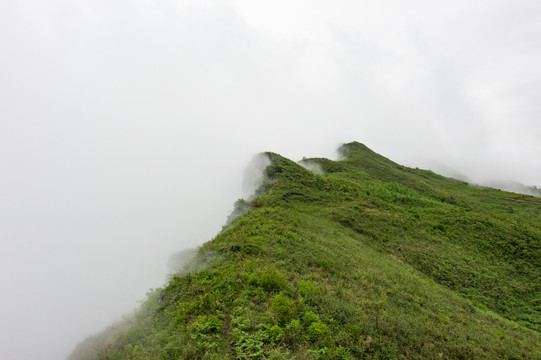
[{"xmin": 1, "ymin": 1, "xmax": 540, "ymax": 359}]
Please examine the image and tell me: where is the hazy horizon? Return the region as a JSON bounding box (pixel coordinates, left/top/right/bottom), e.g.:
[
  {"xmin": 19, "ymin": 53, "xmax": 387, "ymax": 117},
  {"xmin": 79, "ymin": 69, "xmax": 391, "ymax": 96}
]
[{"xmin": 1, "ymin": 1, "xmax": 540, "ymax": 359}]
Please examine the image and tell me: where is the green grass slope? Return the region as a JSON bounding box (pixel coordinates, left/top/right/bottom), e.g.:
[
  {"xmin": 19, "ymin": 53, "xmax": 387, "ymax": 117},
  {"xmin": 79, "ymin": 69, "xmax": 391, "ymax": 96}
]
[{"xmin": 71, "ymin": 142, "xmax": 541, "ymax": 360}]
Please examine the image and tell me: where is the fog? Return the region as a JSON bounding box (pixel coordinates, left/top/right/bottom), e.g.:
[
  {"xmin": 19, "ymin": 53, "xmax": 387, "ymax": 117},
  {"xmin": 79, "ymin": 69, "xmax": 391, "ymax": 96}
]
[{"xmin": 1, "ymin": 1, "xmax": 540, "ymax": 359}]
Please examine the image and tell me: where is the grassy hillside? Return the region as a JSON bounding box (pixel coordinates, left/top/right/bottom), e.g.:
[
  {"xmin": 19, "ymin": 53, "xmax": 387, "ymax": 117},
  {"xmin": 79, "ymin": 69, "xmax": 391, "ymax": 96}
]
[{"xmin": 71, "ymin": 142, "xmax": 541, "ymax": 360}]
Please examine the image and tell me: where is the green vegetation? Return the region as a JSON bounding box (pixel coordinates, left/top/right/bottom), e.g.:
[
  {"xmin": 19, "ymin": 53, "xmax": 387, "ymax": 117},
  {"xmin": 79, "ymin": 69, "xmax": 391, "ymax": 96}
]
[{"xmin": 71, "ymin": 142, "xmax": 541, "ymax": 359}]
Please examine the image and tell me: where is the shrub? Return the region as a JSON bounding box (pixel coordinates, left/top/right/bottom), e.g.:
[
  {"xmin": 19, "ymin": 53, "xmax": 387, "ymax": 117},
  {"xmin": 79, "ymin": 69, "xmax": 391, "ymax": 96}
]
[
  {"xmin": 232, "ymin": 328, "xmax": 266, "ymax": 359},
  {"xmin": 332, "ymin": 346, "xmax": 353, "ymax": 360},
  {"xmin": 266, "ymin": 324, "xmax": 283, "ymax": 343},
  {"xmin": 298, "ymin": 280, "xmax": 318, "ymax": 297},
  {"xmin": 162, "ymin": 342, "xmax": 183, "ymax": 359},
  {"xmin": 257, "ymin": 267, "xmax": 288, "ymax": 292},
  {"xmin": 271, "ymin": 294, "xmax": 295, "ymax": 326},
  {"xmin": 344, "ymin": 323, "xmax": 362, "ymax": 338},
  {"xmin": 284, "ymin": 319, "xmax": 302, "ymax": 344},
  {"xmin": 303, "ymin": 311, "xmax": 320, "ymax": 327},
  {"xmin": 193, "ymin": 315, "xmax": 222, "ymax": 334},
  {"xmin": 306, "ymin": 321, "xmax": 329, "ymax": 342}
]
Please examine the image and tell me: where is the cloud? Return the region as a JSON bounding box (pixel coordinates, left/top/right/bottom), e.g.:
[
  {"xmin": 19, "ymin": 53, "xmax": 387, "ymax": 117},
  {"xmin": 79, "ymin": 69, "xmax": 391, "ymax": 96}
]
[{"xmin": 299, "ymin": 159, "xmax": 325, "ymax": 175}]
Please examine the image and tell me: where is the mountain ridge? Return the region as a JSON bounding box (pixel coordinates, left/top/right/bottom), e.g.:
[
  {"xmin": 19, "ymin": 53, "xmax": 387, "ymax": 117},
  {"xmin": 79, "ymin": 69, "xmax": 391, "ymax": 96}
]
[{"xmin": 69, "ymin": 142, "xmax": 540, "ymax": 360}]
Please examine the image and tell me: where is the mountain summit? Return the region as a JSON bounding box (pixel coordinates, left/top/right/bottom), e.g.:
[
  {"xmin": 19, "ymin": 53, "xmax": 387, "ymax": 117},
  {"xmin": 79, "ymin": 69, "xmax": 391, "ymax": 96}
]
[{"xmin": 70, "ymin": 142, "xmax": 540, "ymax": 360}]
